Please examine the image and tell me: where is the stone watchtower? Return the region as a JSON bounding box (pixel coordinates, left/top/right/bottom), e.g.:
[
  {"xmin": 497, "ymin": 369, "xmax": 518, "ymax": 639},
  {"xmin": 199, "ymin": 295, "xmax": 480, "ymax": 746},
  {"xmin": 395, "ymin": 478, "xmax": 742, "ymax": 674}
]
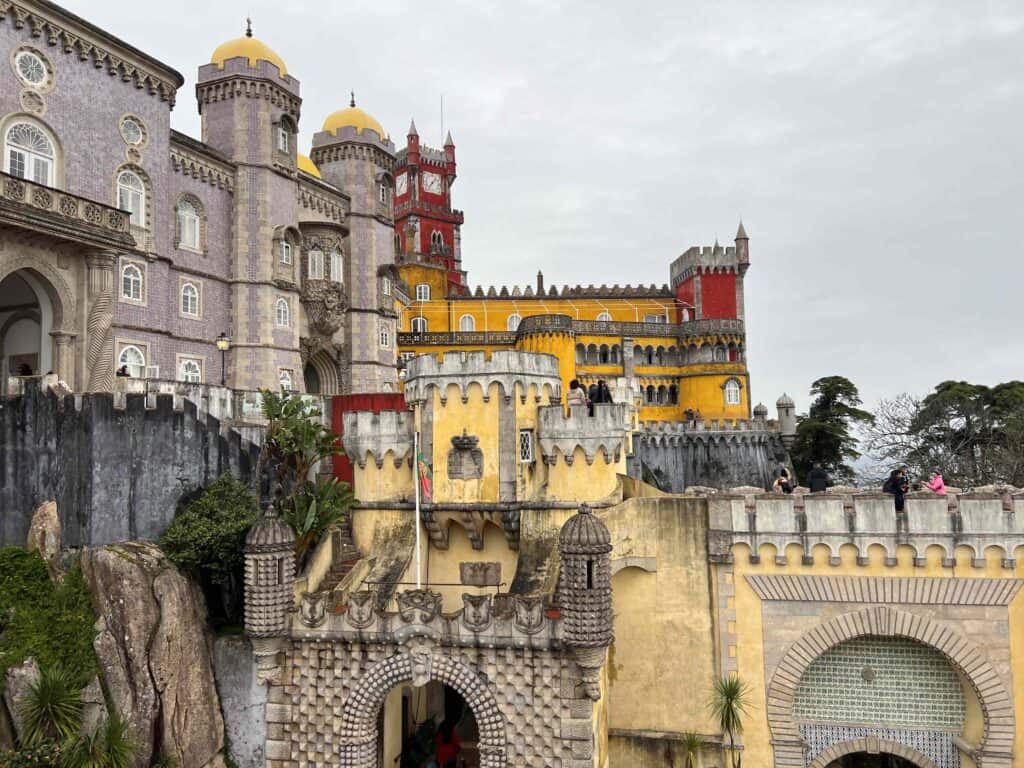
[
  {"xmin": 197, "ymin": 24, "xmax": 305, "ymax": 390},
  {"xmin": 558, "ymin": 503, "xmax": 614, "ymax": 700},
  {"xmin": 244, "ymin": 501, "xmax": 296, "ymax": 683},
  {"xmin": 312, "ymin": 96, "xmax": 398, "ymax": 393}
]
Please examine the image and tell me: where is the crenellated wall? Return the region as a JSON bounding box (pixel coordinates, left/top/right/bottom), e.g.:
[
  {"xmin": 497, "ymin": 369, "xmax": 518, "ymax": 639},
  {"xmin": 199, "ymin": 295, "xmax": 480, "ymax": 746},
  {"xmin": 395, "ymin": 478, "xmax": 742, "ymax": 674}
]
[{"xmin": 402, "ymin": 349, "xmax": 562, "ymax": 405}]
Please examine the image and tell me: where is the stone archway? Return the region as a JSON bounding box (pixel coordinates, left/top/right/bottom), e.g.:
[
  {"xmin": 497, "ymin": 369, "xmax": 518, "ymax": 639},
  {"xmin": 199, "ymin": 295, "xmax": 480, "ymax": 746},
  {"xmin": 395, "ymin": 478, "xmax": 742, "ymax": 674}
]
[
  {"xmin": 766, "ymin": 606, "xmax": 1014, "ymax": 768},
  {"xmin": 808, "ymin": 737, "xmax": 937, "ymax": 768},
  {"xmin": 338, "ymin": 651, "xmax": 507, "ymax": 768},
  {"xmin": 304, "ymin": 349, "xmax": 340, "ymax": 394}
]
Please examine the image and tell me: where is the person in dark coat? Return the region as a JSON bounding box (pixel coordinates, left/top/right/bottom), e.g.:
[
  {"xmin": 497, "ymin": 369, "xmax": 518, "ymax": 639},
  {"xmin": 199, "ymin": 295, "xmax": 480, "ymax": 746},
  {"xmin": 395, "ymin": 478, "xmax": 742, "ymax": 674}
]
[
  {"xmin": 595, "ymin": 379, "xmax": 613, "ymax": 404},
  {"xmin": 806, "ymin": 463, "xmax": 830, "ymax": 493},
  {"xmin": 883, "ymin": 468, "xmax": 909, "ymax": 512}
]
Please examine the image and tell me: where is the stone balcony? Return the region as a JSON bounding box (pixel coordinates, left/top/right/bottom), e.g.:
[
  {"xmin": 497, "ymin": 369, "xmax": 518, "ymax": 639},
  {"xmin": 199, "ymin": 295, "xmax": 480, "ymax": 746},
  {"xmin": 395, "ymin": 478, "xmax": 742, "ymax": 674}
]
[{"xmin": 0, "ymin": 171, "xmax": 138, "ymax": 252}]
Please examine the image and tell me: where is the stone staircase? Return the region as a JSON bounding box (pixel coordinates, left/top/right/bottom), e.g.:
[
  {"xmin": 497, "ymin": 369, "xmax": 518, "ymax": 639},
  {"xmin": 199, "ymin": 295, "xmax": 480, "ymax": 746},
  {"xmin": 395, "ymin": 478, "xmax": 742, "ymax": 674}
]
[{"xmin": 316, "ymin": 521, "xmax": 362, "ymax": 594}]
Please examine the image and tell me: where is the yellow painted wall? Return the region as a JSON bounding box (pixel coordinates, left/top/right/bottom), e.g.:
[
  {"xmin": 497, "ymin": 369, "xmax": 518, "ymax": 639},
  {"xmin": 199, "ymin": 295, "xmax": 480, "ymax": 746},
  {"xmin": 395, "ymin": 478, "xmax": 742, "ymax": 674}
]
[
  {"xmin": 545, "ymin": 446, "xmax": 625, "ymax": 502},
  {"xmin": 678, "ymin": 369, "xmax": 749, "ymax": 419}
]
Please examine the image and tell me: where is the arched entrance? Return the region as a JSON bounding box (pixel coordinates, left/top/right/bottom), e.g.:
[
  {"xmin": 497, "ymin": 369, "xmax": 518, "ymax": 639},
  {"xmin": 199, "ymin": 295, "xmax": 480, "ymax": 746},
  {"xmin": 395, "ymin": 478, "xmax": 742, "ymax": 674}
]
[
  {"xmin": 381, "ymin": 681, "xmax": 481, "ymax": 768},
  {"xmin": 809, "ymin": 737, "xmax": 937, "ymax": 768},
  {"xmin": 0, "ymin": 269, "xmax": 51, "ymax": 391},
  {"xmin": 303, "ymin": 349, "xmax": 340, "ymax": 394},
  {"xmin": 338, "ymin": 650, "xmax": 506, "ymax": 768},
  {"xmin": 767, "ymin": 606, "xmax": 1014, "ymax": 768}
]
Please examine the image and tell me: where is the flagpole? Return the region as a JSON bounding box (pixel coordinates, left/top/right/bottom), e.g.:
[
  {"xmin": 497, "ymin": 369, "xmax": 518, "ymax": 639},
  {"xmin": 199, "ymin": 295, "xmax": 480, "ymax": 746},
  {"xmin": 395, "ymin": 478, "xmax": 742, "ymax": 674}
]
[{"xmin": 414, "ymin": 430, "xmax": 422, "ymax": 589}]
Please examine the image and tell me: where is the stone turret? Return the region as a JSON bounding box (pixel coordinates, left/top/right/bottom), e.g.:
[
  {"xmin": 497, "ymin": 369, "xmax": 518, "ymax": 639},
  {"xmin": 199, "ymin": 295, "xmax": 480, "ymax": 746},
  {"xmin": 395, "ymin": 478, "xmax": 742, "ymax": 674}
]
[
  {"xmin": 244, "ymin": 499, "xmax": 295, "ymax": 683},
  {"xmin": 777, "ymin": 393, "xmax": 797, "ymax": 449},
  {"xmin": 558, "ymin": 503, "xmax": 613, "ymax": 700}
]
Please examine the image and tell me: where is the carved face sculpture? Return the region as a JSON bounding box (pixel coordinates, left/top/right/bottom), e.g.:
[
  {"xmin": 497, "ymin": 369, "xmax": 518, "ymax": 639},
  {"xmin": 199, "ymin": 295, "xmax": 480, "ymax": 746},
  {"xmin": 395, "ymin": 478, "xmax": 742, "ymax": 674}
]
[{"xmin": 461, "ymin": 593, "xmax": 492, "ymax": 632}]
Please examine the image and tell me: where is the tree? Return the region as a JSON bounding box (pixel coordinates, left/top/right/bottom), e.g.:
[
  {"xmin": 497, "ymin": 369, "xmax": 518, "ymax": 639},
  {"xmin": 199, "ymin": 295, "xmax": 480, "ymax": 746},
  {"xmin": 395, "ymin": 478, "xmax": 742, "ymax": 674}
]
[
  {"xmin": 260, "ymin": 391, "xmax": 356, "ymax": 563},
  {"xmin": 679, "ymin": 731, "xmax": 703, "ymax": 768},
  {"xmin": 160, "ymin": 474, "xmax": 259, "ymax": 625},
  {"xmin": 707, "ymin": 675, "xmax": 751, "ymax": 768},
  {"xmin": 865, "ymin": 380, "xmax": 1024, "ymax": 487},
  {"xmin": 790, "ymin": 376, "xmax": 874, "ymax": 485}
]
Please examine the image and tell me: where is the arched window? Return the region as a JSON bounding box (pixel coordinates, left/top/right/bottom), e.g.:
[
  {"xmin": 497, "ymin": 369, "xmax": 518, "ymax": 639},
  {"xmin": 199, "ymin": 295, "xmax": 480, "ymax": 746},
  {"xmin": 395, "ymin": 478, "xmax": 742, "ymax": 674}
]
[
  {"xmin": 459, "ymin": 314, "xmax": 476, "ymax": 332},
  {"xmin": 279, "ymin": 241, "xmax": 292, "ymax": 264},
  {"xmin": 180, "ymin": 282, "xmax": 199, "ymax": 317},
  {"xmin": 507, "ymin": 313, "xmax": 522, "ymax": 332},
  {"xmin": 4, "ymin": 121, "xmax": 55, "ymax": 186},
  {"xmin": 379, "ymin": 321, "xmax": 390, "ymax": 348},
  {"xmin": 177, "ymin": 199, "xmax": 200, "ymax": 250},
  {"xmin": 645, "ymin": 385, "xmax": 655, "ymax": 404},
  {"xmin": 330, "ymin": 250, "xmax": 344, "ymax": 283},
  {"xmin": 415, "ymin": 284, "xmax": 430, "ymax": 301},
  {"xmin": 276, "ymin": 125, "xmax": 289, "ymax": 153},
  {"xmin": 117, "ymin": 170, "xmax": 145, "ymax": 226},
  {"xmin": 378, "ymin": 183, "xmax": 388, "ymax": 204},
  {"xmin": 430, "ymin": 230, "xmax": 443, "ymax": 248},
  {"xmin": 118, "ymin": 345, "xmax": 145, "ymax": 378},
  {"xmin": 394, "ymin": 233, "xmax": 401, "ymax": 252},
  {"xmin": 411, "ymin": 316, "xmax": 427, "ymax": 333},
  {"xmin": 179, "ymin": 359, "xmax": 201, "ymax": 383},
  {"xmin": 307, "ymin": 248, "xmax": 324, "ymax": 280},
  {"xmin": 596, "ymin": 311, "xmax": 612, "ymax": 322},
  {"xmin": 275, "ymin": 298, "xmax": 290, "ymax": 327},
  {"xmin": 645, "ymin": 347, "xmax": 654, "ymax": 365},
  {"xmin": 714, "ymin": 345, "xmax": 727, "ymax": 362},
  {"xmin": 278, "ymin": 369, "xmax": 294, "ymax": 391},
  {"xmin": 725, "ymin": 378, "xmax": 742, "ymax": 406},
  {"xmin": 121, "ymin": 264, "xmax": 142, "ymax": 301},
  {"xmin": 657, "ymin": 385, "xmax": 667, "ymax": 404},
  {"xmin": 669, "ymin": 385, "xmax": 679, "ymax": 405},
  {"xmin": 599, "ymin": 345, "xmax": 609, "ymax": 364}
]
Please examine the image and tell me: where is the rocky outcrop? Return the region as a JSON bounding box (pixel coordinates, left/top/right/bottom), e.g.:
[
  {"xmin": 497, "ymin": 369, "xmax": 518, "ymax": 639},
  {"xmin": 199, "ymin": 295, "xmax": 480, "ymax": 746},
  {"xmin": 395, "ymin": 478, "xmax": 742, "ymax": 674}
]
[
  {"xmin": 26, "ymin": 500, "xmax": 61, "ymax": 579},
  {"xmin": 81, "ymin": 542, "xmax": 226, "ymax": 768},
  {"xmin": 1, "ymin": 657, "xmax": 40, "ymax": 745}
]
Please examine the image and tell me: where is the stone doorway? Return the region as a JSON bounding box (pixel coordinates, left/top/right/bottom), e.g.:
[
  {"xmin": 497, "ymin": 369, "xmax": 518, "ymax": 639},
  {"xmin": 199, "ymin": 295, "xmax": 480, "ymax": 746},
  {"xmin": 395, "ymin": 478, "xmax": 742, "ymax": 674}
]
[
  {"xmin": 0, "ymin": 269, "xmax": 49, "ymax": 391},
  {"xmin": 383, "ymin": 681, "xmax": 481, "ymax": 768},
  {"xmin": 826, "ymin": 755, "xmax": 920, "ymax": 768}
]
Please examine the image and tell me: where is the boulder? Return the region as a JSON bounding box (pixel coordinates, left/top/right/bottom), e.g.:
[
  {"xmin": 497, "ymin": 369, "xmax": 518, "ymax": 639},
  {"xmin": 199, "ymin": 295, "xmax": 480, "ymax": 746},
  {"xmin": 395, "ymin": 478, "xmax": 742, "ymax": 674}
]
[
  {"xmin": 2, "ymin": 657, "xmax": 40, "ymax": 742},
  {"xmin": 26, "ymin": 500, "xmax": 62, "ymax": 579},
  {"xmin": 81, "ymin": 542, "xmax": 226, "ymax": 768},
  {"xmin": 80, "ymin": 676, "xmax": 106, "ymax": 735}
]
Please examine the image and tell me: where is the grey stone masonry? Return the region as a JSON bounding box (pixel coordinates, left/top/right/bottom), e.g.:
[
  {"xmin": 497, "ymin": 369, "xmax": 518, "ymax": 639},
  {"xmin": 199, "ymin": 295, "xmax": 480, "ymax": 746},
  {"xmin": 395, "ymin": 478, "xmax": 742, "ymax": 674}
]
[
  {"xmin": 403, "ymin": 349, "xmax": 562, "ymax": 405},
  {"xmin": 538, "ymin": 403, "xmax": 628, "ymax": 466}
]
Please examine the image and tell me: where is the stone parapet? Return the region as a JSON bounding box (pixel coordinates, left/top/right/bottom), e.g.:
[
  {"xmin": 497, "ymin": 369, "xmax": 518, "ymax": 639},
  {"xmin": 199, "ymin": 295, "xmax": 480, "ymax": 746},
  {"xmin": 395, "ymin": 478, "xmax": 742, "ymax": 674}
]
[
  {"xmin": 403, "ymin": 350, "xmax": 561, "ymax": 405},
  {"xmin": 294, "ymin": 588, "xmax": 560, "ymax": 650},
  {"xmin": 538, "ymin": 403, "xmax": 628, "ymax": 465},
  {"xmin": 341, "ymin": 409, "xmax": 414, "ymax": 469},
  {"xmin": 705, "ymin": 487, "xmax": 1024, "ymax": 567}
]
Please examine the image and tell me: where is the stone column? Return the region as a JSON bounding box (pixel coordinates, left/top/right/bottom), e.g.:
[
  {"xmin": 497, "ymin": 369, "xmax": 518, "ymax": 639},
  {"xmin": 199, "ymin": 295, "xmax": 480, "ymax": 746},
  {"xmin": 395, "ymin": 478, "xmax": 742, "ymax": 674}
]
[
  {"xmin": 85, "ymin": 250, "xmax": 116, "ymax": 392},
  {"xmin": 49, "ymin": 330, "xmax": 76, "ymax": 388}
]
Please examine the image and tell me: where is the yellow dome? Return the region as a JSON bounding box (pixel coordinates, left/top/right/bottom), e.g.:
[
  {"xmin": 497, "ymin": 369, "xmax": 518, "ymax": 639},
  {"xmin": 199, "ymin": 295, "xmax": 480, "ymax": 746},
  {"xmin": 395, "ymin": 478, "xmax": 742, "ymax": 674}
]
[
  {"xmin": 297, "ymin": 153, "xmax": 321, "ymax": 179},
  {"xmin": 210, "ymin": 35, "xmax": 287, "ymax": 76},
  {"xmin": 322, "ymin": 105, "xmax": 386, "ymax": 139}
]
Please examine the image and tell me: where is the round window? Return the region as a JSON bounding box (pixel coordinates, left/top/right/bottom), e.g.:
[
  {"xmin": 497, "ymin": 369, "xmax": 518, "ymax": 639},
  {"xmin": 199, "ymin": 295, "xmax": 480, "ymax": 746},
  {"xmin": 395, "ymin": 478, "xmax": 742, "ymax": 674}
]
[
  {"xmin": 14, "ymin": 51, "xmax": 46, "ymax": 86},
  {"xmin": 120, "ymin": 117, "xmax": 145, "ymax": 146}
]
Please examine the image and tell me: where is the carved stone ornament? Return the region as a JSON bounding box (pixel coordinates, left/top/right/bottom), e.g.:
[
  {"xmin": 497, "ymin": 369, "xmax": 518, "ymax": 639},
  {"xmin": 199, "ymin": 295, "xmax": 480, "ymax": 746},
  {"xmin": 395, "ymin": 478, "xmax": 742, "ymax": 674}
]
[
  {"xmin": 447, "ymin": 430, "xmax": 484, "ymax": 480},
  {"xmin": 345, "ymin": 590, "xmax": 376, "ymax": 629},
  {"xmin": 397, "ymin": 589, "xmax": 443, "ymax": 624},
  {"xmin": 406, "ymin": 637, "xmax": 435, "ymax": 688},
  {"xmin": 299, "ymin": 591, "xmax": 326, "ymax": 628},
  {"xmin": 460, "ymin": 561, "xmax": 501, "ymax": 587},
  {"xmin": 512, "ymin": 596, "xmax": 545, "ymax": 635},
  {"xmin": 461, "ymin": 593, "xmax": 492, "ymax": 633},
  {"xmin": 250, "ymin": 636, "xmax": 287, "ymax": 686},
  {"xmin": 301, "ymin": 280, "xmax": 346, "ymax": 337}
]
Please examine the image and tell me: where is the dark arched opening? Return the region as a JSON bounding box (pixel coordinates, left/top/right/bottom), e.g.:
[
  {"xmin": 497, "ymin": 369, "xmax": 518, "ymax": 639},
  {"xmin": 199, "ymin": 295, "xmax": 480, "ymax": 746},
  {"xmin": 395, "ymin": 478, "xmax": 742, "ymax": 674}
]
[
  {"xmin": 303, "ymin": 362, "xmax": 321, "ymax": 394},
  {"xmin": 826, "ymin": 754, "xmax": 919, "ymax": 768},
  {"xmin": 385, "ymin": 682, "xmax": 480, "ymax": 768}
]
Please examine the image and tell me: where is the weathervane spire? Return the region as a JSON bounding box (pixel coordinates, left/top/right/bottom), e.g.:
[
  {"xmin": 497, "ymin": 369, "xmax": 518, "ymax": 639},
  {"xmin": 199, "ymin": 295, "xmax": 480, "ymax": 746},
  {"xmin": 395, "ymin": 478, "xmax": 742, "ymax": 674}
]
[
  {"xmin": 245, "ymin": 16, "xmax": 252, "ymax": 38},
  {"xmin": 350, "ymin": 91, "xmax": 356, "ymax": 108}
]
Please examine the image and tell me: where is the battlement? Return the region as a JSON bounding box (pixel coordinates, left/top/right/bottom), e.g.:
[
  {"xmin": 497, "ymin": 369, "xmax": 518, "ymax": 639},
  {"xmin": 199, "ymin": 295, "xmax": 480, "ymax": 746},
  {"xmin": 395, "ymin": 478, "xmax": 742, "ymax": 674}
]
[
  {"xmin": 639, "ymin": 418, "xmax": 778, "ymax": 434},
  {"xmin": 669, "ymin": 244, "xmax": 744, "ymax": 284},
  {"xmin": 463, "ymin": 283, "xmax": 673, "ymax": 299},
  {"xmin": 293, "ymin": 588, "xmax": 560, "ymax": 650},
  {"xmin": 403, "ymin": 350, "xmax": 561, "ymax": 405},
  {"xmin": 704, "ymin": 486, "xmax": 1024, "ymax": 568},
  {"xmin": 537, "ymin": 403, "xmax": 628, "ymax": 465},
  {"xmin": 396, "ymin": 144, "xmax": 447, "ymax": 166},
  {"xmin": 341, "ymin": 410, "xmax": 415, "ymax": 469}
]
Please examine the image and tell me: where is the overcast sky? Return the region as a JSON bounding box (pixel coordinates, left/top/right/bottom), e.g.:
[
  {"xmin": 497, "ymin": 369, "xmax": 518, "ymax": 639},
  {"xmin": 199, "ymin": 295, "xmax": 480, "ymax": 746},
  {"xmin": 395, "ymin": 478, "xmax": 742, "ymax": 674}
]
[{"xmin": 71, "ymin": 0, "xmax": 1024, "ymax": 414}]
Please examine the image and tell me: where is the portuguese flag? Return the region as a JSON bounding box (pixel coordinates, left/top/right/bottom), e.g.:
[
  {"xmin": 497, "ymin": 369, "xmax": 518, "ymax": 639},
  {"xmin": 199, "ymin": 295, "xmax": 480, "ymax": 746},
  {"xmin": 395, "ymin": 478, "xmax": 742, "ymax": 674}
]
[{"xmin": 416, "ymin": 447, "xmax": 433, "ymax": 503}]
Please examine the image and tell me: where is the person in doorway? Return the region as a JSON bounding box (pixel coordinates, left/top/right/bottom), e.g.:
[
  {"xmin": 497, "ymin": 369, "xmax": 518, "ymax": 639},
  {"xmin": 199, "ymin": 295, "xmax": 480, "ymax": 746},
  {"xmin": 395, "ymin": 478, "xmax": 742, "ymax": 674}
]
[
  {"xmin": 806, "ymin": 462, "xmax": 830, "ymax": 493},
  {"xmin": 773, "ymin": 468, "xmax": 793, "ymax": 494},
  {"xmin": 566, "ymin": 379, "xmax": 589, "ymax": 408},
  {"xmin": 435, "ymin": 717, "xmax": 461, "ymax": 768},
  {"xmin": 116, "ymin": 365, "xmax": 130, "ymax": 378},
  {"xmin": 924, "ymin": 469, "xmax": 947, "ymax": 495},
  {"xmin": 883, "ymin": 468, "xmax": 909, "ymax": 512}
]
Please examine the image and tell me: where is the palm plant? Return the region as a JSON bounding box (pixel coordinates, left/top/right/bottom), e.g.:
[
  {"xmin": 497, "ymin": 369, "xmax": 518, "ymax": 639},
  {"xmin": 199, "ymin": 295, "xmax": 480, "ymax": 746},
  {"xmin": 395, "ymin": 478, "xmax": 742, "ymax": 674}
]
[
  {"xmin": 17, "ymin": 666, "xmax": 82, "ymax": 745},
  {"xmin": 61, "ymin": 713, "xmax": 134, "ymax": 768},
  {"xmin": 680, "ymin": 731, "xmax": 703, "ymax": 768},
  {"xmin": 707, "ymin": 675, "xmax": 750, "ymax": 768}
]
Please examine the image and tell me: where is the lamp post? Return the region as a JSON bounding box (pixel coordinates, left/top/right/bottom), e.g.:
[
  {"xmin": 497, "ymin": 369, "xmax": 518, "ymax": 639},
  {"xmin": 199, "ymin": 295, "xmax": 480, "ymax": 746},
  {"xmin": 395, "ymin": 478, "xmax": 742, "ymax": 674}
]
[{"xmin": 216, "ymin": 332, "xmax": 231, "ymax": 386}]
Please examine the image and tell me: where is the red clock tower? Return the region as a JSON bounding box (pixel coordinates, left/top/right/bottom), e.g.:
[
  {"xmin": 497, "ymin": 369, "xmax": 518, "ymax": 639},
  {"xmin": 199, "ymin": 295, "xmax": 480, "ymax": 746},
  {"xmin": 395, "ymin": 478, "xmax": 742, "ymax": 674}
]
[{"xmin": 393, "ymin": 120, "xmax": 467, "ymax": 292}]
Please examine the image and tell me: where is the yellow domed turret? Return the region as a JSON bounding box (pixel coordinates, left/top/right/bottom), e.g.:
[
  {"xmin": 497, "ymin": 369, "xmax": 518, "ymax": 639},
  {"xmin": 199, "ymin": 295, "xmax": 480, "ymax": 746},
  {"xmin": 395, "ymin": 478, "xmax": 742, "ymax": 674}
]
[
  {"xmin": 296, "ymin": 153, "xmax": 321, "ymax": 179},
  {"xmin": 322, "ymin": 93, "xmax": 386, "ymax": 139},
  {"xmin": 211, "ymin": 20, "xmax": 287, "ymax": 76}
]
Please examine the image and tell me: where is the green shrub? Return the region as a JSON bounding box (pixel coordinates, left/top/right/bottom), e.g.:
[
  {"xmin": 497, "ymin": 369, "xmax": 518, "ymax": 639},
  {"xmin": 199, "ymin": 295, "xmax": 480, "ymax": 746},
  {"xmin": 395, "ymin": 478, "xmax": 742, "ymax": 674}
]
[
  {"xmin": 0, "ymin": 740, "xmax": 62, "ymax": 767},
  {"xmin": 17, "ymin": 665, "xmax": 83, "ymax": 745},
  {"xmin": 0, "ymin": 549, "xmax": 97, "ymax": 688},
  {"xmin": 160, "ymin": 474, "xmax": 259, "ymax": 586},
  {"xmin": 62, "ymin": 713, "xmax": 134, "ymax": 768}
]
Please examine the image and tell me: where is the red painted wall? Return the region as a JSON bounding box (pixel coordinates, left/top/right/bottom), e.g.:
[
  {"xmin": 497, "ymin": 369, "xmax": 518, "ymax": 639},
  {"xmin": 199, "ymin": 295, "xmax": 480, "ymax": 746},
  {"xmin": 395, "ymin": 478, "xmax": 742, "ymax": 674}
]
[
  {"xmin": 699, "ymin": 271, "xmax": 738, "ymax": 319},
  {"xmin": 675, "ymin": 278, "xmax": 695, "ymax": 323},
  {"xmin": 331, "ymin": 393, "xmax": 408, "ymax": 483}
]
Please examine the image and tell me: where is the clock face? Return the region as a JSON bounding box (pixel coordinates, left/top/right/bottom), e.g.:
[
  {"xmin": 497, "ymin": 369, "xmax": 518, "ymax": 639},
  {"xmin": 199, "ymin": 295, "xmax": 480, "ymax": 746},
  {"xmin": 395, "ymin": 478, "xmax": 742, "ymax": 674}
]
[
  {"xmin": 422, "ymin": 172, "xmax": 442, "ymax": 194},
  {"xmin": 395, "ymin": 173, "xmax": 408, "ymax": 196}
]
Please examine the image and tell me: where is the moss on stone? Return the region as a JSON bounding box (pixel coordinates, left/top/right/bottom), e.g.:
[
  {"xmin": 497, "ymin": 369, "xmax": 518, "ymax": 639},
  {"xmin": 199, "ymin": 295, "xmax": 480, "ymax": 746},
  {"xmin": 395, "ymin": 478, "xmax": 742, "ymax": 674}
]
[{"xmin": 0, "ymin": 548, "xmax": 98, "ymax": 688}]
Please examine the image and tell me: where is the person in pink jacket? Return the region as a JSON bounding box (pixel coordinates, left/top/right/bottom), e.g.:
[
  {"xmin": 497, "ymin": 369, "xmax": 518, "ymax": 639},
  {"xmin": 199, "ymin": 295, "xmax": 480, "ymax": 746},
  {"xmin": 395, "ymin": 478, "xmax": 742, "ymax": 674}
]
[{"xmin": 924, "ymin": 470, "xmax": 946, "ymax": 495}]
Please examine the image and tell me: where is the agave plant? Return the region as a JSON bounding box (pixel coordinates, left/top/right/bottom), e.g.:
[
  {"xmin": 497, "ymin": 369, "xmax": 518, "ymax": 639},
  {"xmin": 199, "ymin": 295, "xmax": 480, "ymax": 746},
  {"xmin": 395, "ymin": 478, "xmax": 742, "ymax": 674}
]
[
  {"xmin": 680, "ymin": 731, "xmax": 703, "ymax": 768},
  {"xmin": 61, "ymin": 713, "xmax": 134, "ymax": 768},
  {"xmin": 707, "ymin": 675, "xmax": 750, "ymax": 768},
  {"xmin": 17, "ymin": 665, "xmax": 83, "ymax": 745}
]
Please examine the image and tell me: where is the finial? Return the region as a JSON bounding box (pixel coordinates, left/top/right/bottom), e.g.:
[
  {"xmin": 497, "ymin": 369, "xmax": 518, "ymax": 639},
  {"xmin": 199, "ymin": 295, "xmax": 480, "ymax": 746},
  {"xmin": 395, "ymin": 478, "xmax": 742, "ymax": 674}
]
[
  {"xmin": 578, "ymin": 502, "xmax": 591, "ymax": 515},
  {"xmin": 736, "ymin": 219, "xmax": 749, "ymax": 240},
  {"xmin": 350, "ymin": 91, "xmax": 356, "ymax": 108},
  {"xmin": 245, "ymin": 16, "xmax": 253, "ymax": 38}
]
